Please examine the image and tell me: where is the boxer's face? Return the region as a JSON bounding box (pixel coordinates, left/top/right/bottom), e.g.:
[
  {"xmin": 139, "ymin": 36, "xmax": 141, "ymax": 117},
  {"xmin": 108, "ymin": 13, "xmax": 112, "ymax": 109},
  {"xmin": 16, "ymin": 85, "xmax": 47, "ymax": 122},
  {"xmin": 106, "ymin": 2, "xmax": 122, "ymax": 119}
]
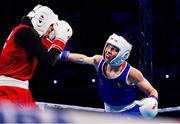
[
  {"xmin": 43, "ymin": 24, "xmax": 54, "ymax": 37},
  {"xmin": 104, "ymin": 43, "xmax": 119, "ymax": 63}
]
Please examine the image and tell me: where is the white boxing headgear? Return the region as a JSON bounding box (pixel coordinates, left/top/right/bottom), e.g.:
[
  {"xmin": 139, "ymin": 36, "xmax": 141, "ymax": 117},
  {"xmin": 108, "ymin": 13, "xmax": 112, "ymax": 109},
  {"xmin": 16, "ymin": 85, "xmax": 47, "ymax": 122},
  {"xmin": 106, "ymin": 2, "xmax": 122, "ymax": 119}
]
[
  {"xmin": 139, "ymin": 97, "xmax": 158, "ymax": 119},
  {"xmin": 103, "ymin": 33, "xmax": 132, "ymax": 66},
  {"xmin": 27, "ymin": 4, "xmax": 58, "ymax": 37}
]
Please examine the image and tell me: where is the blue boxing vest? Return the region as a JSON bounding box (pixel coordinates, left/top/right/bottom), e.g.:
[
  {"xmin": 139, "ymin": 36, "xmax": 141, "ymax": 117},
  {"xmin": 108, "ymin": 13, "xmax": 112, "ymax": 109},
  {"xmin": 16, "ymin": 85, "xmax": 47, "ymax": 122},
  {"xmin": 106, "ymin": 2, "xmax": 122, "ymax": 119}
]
[{"xmin": 97, "ymin": 59, "xmax": 136, "ymax": 106}]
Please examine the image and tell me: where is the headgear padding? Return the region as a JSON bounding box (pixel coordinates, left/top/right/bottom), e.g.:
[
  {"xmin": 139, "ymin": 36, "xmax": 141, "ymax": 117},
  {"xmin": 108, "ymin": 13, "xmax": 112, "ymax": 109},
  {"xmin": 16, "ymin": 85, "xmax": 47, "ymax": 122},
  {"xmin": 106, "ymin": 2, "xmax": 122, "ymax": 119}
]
[
  {"xmin": 139, "ymin": 97, "xmax": 158, "ymax": 119},
  {"xmin": 27, "ymin": 4, "xmax": 58, "ymax": 37},
  {"xmin": 103, "ymin": 33, "xmax": 132, "ymax": 66}
]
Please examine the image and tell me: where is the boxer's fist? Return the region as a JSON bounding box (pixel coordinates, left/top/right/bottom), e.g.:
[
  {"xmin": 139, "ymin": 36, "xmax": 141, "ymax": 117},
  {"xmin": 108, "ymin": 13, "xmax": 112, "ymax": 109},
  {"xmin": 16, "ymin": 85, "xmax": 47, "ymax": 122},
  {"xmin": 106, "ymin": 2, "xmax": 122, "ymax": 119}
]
[
  {"xmin": 54, "ymin": 20, "xmax": 72, "ymax": 43},
  {"xmin": 50, "ymin": 20, "xmax": 73, "ymax": 51},
  {"xmin": 139, "ymin": 97, "xmax": 158, "ymax": 119}
]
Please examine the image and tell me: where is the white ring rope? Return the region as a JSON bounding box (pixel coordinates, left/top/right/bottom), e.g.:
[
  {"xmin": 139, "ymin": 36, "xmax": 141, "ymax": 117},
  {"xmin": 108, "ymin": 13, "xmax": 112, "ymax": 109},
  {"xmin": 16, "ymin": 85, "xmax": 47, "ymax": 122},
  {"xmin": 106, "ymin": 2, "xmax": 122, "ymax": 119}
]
[
  {"xmin": 36, "ymin": 102, "xmax": 180, "ymax": 113},
  {"xmin": 158, "ymin": 106, "xmax": 180, "ymax": 113},
  {"xmin": 0, "ymin": 101, "xmax": 179, "ymax": 123},
  {"xmin": 37, "ymin": 102, "xmax": 104, "ymax": 112}
]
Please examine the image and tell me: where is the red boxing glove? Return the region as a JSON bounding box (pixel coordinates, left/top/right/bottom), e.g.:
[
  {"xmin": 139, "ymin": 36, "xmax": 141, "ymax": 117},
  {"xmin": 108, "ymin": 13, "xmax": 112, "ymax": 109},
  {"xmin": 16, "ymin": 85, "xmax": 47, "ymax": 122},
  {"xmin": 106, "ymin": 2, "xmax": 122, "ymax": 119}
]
[
  {"xmin": 51, "ymin": 39, "xmax": 66, "ymax": 52},
  {"xmin": 41, "ymin": 37, "xmax": 53, "ymax": 49}
]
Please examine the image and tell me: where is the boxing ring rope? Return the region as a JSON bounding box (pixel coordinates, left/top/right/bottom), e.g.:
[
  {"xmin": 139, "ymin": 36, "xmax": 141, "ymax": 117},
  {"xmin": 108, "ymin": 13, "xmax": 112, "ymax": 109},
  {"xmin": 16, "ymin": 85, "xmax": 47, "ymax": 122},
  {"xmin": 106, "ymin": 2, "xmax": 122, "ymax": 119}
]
[
  {"xmin": 0, "ymin": 101, "xmax": 179, "ymax": 123},
  {"xmin": 37, "ymin": 102, "xmax": 104, "ymax": 112},
  {"xmin": 36, "ymin": 101, "xmax": 180, "ymax": 113},
  {"xmin": 158, "ymin": 106, "xmax": 180, "ymax": 113},
  {"xmin": 34, "ymin": 102, "xmax": 180, "ymax": 123}
]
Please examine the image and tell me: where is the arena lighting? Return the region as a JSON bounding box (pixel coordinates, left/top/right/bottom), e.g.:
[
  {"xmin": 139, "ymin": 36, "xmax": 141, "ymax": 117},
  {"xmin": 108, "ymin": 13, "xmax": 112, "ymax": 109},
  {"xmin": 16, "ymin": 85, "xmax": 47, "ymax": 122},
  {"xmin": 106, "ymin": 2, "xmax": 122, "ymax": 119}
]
[
  {"xmin": 165, "ymin": 74, "xmax": 169, "ymax": 79},
  {"xmin": 91, "ymin": 78, "xmax": 96, "ymax": 83},
  {"xmin": 53, "ymin": 80, "xmax": 58, "ymax": 84}
]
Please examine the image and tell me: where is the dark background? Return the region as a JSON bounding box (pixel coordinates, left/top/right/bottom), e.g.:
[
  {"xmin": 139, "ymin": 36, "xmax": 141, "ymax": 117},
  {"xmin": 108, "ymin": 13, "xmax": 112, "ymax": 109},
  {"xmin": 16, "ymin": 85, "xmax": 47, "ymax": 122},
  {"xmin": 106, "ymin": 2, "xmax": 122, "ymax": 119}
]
[{"xmin": 0, "ymin": 0, "xmax": 179, "ymax": 113}]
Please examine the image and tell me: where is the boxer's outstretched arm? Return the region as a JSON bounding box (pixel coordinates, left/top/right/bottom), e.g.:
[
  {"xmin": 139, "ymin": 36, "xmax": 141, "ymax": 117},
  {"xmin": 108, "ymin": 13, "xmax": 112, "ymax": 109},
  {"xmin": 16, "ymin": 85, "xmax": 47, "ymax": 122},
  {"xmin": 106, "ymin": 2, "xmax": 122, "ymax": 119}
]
[{"xmin": 59, "ymin": 51, "xmax": 102, "ymax": 68}]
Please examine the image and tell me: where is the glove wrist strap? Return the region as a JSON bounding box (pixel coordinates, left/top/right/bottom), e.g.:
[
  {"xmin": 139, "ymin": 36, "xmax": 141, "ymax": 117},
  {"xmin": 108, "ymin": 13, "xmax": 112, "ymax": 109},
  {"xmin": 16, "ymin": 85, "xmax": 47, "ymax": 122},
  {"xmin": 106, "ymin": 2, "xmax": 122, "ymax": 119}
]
[
  {"xmin": 149, "ymin": 95, "xmax": 158, "ymax": 101},
  {"xmin": 59, "ymin": 51, "xmax": 70, "ymax": 61}
]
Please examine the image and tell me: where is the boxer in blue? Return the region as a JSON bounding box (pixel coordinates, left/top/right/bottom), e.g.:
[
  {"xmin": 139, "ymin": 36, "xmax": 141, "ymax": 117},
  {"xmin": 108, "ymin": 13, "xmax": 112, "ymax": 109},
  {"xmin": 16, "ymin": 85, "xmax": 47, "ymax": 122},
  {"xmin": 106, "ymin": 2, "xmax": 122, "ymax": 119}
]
[{"xmin": 60, "ymin": 33, "xmax": 158, "ymax": 119}]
